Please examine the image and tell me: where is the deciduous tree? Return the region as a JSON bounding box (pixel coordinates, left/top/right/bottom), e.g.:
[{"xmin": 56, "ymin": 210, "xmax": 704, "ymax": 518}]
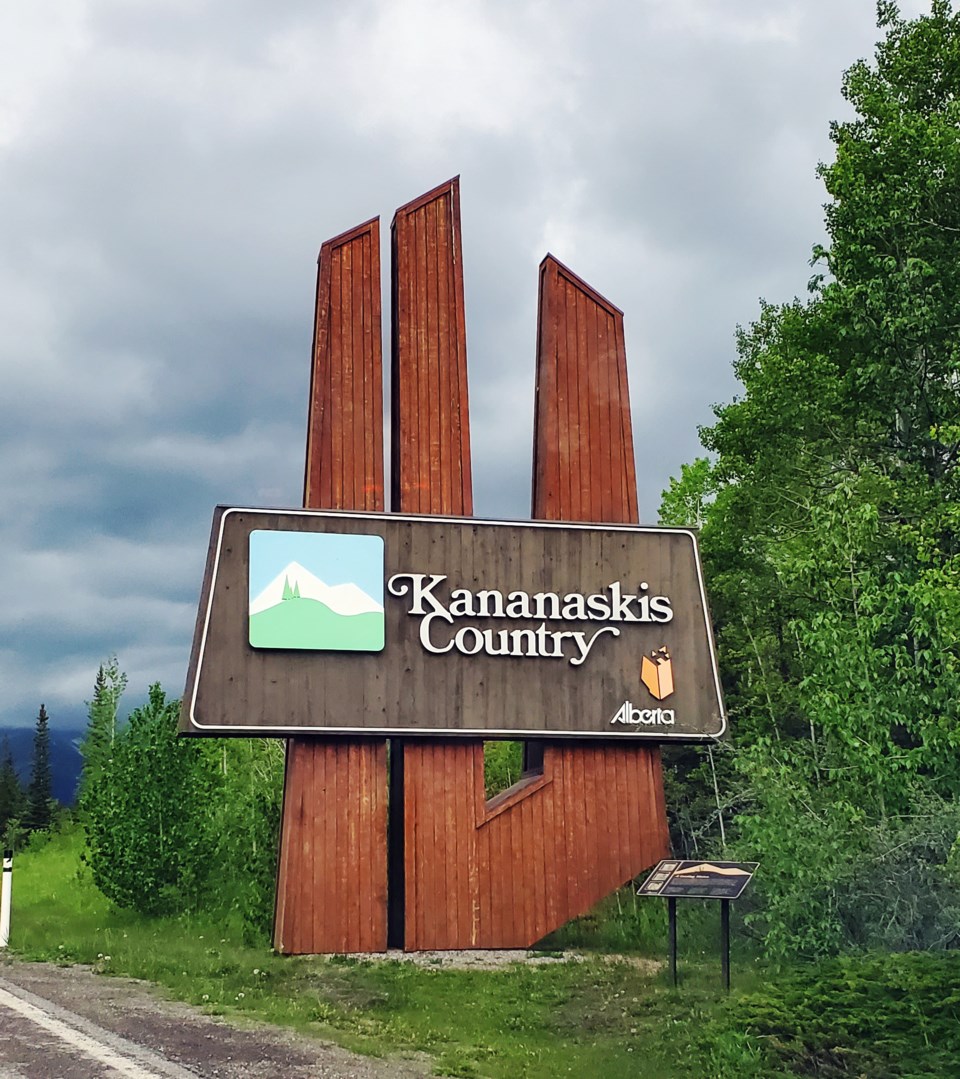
[
  {"xmin": 78, "ymin": 656, "xmax": 127, "ymax": 808},
  {"xmin": 662, "ymin": 0, "xmax": 960, "ymax": 954}
]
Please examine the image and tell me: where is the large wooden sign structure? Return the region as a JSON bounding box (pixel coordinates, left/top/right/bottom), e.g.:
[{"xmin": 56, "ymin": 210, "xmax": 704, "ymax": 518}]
[{"xmin": 181, "ymin": 177, "xmax": 725, "ymax": 952}]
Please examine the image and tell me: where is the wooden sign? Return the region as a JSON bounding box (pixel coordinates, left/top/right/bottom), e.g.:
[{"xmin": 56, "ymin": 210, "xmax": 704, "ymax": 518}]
[{"xmin": 180, "ymin": 505, "xmax": 725, "ymax": 740}]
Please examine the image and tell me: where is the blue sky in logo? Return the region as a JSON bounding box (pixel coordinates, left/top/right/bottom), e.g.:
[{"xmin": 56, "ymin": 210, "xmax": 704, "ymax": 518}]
[{"xmin": 249, "ymin": 530, "xmax": 384, "ymax": 601}]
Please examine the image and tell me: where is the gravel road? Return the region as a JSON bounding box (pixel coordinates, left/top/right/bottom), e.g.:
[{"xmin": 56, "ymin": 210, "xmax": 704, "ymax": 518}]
[{"xmin": 0, "ymin": 959, "xmax": 430, "ymax": 1079}]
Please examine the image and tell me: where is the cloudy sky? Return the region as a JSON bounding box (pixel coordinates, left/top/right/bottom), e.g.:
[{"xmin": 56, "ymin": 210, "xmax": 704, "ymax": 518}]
[{"xmin": 1, "ymin": 0, "xmax": 930, "ymax": 729}]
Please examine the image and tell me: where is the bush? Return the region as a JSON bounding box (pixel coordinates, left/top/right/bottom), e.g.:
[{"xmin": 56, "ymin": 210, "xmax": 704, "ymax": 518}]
[
  {"xmin": 83, "ymin": 684, "xmax": 223, "ymax": 916},
  {"xmin": 684, "ymin": 952, "xmax": 960, "ymax": 1078}
]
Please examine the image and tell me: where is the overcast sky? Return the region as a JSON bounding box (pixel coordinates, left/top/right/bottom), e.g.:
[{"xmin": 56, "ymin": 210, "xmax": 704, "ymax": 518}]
[{"xmin": 1, "ymin": 1, "xmax": 930, "ymax": 729}]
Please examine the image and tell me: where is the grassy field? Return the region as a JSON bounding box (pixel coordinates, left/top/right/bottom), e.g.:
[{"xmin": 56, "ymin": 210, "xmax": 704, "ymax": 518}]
[{"xmin": 6, "ymin": 824, "xmax": 960, "ymax": 1078}]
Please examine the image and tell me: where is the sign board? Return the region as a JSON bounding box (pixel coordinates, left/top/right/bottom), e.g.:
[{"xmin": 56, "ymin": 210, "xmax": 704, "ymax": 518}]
[
  {"xmin": 180, "ymin": 507, "xmax": 726, "ymax": 739},
  {"xmin": 638, "ymin": 860, "xmax": 758, "ymax": 900}
]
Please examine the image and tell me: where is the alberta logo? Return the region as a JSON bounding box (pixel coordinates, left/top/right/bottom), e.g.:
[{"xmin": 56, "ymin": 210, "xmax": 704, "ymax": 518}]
[
  {"xmin": 248, "ymin": 530, "xmax": 385, "ymax": 652},
  {"xmin": 640, "ymin": 645, "xmax": 674, "ymax": 701}
]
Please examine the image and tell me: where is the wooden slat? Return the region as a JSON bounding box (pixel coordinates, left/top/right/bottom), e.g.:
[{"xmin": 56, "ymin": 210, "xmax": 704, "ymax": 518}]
[
  {"xmin": 533, "ymin": 255, "xmax": 638, "ymax": 524},
  {"xmin": 469, "ymin": 255, "xmax": 669, "ymax": 948},
  {"xmin": 390, "ymin": 179, "xmax": 482, "ymax": 950},
  {"xmin": 391, "ymin": 177, "xmax": 473, "ymax": 516},
  {"xmin": 275, "ymin": 218, "xmax": 388, "ymax": 954}
]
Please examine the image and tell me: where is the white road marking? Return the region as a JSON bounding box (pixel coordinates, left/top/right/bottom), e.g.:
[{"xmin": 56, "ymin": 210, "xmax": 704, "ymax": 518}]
[{"xmin": 0, "ymin": 983, "xmax": 184, "ymax": 1078}]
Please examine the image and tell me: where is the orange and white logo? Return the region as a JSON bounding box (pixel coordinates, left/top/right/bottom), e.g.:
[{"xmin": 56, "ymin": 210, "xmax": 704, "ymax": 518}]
[{"xmin": 641, "ymin": 646, "xmax": 674, "ymax": 701}]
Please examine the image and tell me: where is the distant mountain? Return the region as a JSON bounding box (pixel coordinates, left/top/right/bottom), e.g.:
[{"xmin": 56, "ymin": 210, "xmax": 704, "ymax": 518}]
[
  {"xmin": 250, "ymin": 561, "xmax": 383, "ymax": 618},
  {"xmin": 674, "ymin": 863, "xmax": 750, "ymax": 877},
  {"xmin": 0, "ymin": 726, "xmax": 85, "ymax": 806}
]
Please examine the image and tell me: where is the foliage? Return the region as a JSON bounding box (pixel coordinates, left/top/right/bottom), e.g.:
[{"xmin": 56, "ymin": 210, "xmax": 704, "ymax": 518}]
[
  {"xmin": 683, "ymin": 951, "xmax": 960, "ymax": 1078},
  {"xmin": 661, "ymin": 1, "xmax": 960, "ymax": 956},
  {"xmin": 206, "ymin": 738, "xmax": 284, "ymax": 941},
  {"xmin": 79, "ymin": 665, "xmax": 283, "ymax": 935},
  {"xmin": 82, "ymin": 684, "xmax": 223, "ymax": 915},
  {"xmin": 0, "ymin": 734, "xmax": 26, "ymax": 848},
  {"xmin": 78, "ymin": 656, "xmax": 127, "ymax": 809},
  {"xmin": 483, "ymin": 740, "xmax": 524, "ymax": 798},
  {"xmin": 24, "ymin": 704, "xmax": 54, "ymax": 834}
]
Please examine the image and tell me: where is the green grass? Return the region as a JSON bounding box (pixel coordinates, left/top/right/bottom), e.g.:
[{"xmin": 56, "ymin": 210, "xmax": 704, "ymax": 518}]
[
  {"xmin": 6, "ymin": 824, "xmax": 742, "ymax": 1077},
  {"xmin": 9, "ymin": 824, "xmax": 960, "ymax": 1078},
  {"xmin": 249, "ymin": 599, "xmax": 383, "ymax": 650}
]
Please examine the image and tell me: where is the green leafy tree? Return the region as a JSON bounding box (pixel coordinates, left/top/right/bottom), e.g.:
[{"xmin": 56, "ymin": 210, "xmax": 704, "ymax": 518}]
[
  {"xmin": 78, "ymin": 656, "xmax": 127, "ymax": 807},
  {"xmin": 24, "ymin": 704, "xmax": 54, "ymax": 833},
  {"xmin": 207, "ymin": 738, "xmax": 284, "ymax": 940},
  {"xmin": 83, "ymin": 684, "xmax": 222, "ymax": 915},
  {"xmin": 664, "ymin": 1, "xmax": 960, "ymax": 955}
]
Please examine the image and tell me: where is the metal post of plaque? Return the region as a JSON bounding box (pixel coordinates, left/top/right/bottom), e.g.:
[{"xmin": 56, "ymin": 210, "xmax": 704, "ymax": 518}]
[
  {"xmin": 667, "ymin": 896, "xmax": 678, "ymax": 986},
  {"xmin": 639, "ymin": 859, "xmax": 758, "ymax": 992}
]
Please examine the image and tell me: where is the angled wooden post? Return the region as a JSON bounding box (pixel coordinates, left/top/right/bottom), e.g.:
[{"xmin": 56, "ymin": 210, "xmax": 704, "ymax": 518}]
[
  {"xmin": 274, "ymin": 218, "xmax": 388, "ymax": 954},
  {"xmin": 470, "ymin": 256, "xmax": 668, "ymax": 947}
]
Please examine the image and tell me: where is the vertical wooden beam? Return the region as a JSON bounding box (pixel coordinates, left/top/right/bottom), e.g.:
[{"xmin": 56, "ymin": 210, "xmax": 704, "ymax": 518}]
[
  {"xmin": 391, "ymin": 177, "xmax": 473, "ymax": 516},
  {"xmin": 469, "ymin": 255, "xmax": 669, "ymax": 947},
  {"xmin": 274, "ymin": 218, "xmax": 388, "ymax": 954},
  {"xmin": 533, "ymin": 255, "xmax": 638, "ymax": 524},
  {"xmin": 390, "ymin": 178, "xmax": 483, "ymax": 949}
]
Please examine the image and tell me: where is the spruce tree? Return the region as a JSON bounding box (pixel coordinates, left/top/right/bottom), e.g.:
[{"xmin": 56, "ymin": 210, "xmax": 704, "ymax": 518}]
[
  {"xmin": 24, "ymin": 703, "xmax": 54, "ymax": 833},
  {"xmin": 0, "ymin": 735, "xmax": 25, "ymax": 841}
]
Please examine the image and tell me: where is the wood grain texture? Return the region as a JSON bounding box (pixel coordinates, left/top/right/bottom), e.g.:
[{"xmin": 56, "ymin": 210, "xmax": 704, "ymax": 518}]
[
  {"xmin": 533, "ymin": 255, "xmax": 638, "ymax": 524},
  {"xmin": 275, "ymin": 218, "xmax": 388, "ymax": 954},
  {"xmin": 391, "ymin": 177, "xmax": 473, "ymax": 516},
  {"xmin": 304, "ymin": 218, "xmax": 385, "ymax": 512},
  {"xmin": 389, "ymin": 178, "xmax": 484, "ymax": 949},
  {"xmin": 396, "ymin": 245, "xmax": 669, "ymax": 949},
  {"xmin": 491, "ymin": 251, "xmax": 670, "ymax": 946}
]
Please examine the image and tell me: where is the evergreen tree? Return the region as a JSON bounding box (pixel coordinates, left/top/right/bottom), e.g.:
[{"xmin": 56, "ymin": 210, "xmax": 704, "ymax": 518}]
[
  {"xmin": 0, "ymin": 735, "xmax": 25, "ymax": 844},
  {"xmin": 24, "ymin": 703, "xmax": 54, "ymax": 833}
]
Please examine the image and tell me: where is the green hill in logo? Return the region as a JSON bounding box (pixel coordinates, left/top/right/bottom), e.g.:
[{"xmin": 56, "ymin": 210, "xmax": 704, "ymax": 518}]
[{"xmin": 249, "ymin": 597, "xmax": 384, "ymax": 651}]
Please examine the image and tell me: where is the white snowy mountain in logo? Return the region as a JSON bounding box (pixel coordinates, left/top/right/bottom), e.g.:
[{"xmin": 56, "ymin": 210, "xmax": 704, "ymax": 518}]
[{"xmin": 249, "ymin": 561, "xmax": 383, "ymax": 617}]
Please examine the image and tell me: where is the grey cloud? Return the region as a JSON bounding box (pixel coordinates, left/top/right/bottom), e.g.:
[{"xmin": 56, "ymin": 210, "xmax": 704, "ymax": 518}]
[{"xmin": 0, "ymin": 0, "xmax": 906, "ymax": 726}]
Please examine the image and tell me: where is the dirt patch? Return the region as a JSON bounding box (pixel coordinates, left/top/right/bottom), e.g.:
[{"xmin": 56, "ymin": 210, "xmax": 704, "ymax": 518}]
[{"xmin": 342, "ymin": 948, "xmax": 664, "ymax": 973}]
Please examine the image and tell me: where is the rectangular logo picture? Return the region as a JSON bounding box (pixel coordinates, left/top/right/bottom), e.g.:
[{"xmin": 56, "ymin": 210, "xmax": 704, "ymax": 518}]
[{"xmin": 248, "ymin": 530, "xmax": 385, "ymax": 652}]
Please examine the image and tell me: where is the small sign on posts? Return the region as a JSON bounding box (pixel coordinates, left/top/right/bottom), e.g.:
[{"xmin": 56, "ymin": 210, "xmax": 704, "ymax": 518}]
[{"xmin": 639, "ymin": 860, "xmax": 758, "ymax": 991}]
